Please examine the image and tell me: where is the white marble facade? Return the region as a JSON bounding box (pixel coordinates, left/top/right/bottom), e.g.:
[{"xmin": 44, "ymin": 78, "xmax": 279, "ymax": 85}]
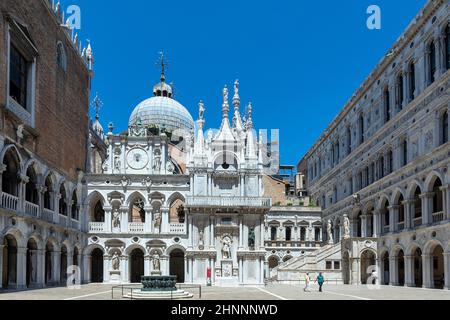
[{"xmin": 85, "ymin": 78, "xmax": 271, "ymax": 286}]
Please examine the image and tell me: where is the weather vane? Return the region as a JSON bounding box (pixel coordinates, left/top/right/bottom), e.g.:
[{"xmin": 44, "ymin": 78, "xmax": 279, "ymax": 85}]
[
  {"xmin": 156, "ymin": 51, "xmax": 169, "ymax": 82},
  {"xmin": 91, "ymin": 93, "xmax": 103, "ymax": 119}
]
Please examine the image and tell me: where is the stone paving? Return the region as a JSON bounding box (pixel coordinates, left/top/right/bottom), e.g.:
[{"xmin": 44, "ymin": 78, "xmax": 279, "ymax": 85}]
[{"xmin": 0, "ymin": 283, "xmax": 449, "ymax": 300}]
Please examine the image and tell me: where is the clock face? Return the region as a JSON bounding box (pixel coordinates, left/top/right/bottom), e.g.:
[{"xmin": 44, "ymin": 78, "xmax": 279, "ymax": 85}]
[{"xmin": 127, "ymin": 148, "xmax": 149, "ymax": 170}]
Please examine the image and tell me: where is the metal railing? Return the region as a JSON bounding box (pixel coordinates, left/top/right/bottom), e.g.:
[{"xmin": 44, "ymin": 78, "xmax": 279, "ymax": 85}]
[{"xmin": 111, "ymin": 283, "xmax": 201, "ymax": 300}]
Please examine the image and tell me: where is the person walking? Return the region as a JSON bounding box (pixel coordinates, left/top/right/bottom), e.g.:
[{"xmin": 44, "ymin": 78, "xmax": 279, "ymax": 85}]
[
  {"xmin": 315, "ymin": 272, "xmax": 325, "ymax": 292},
  {"xmin": 303, "ymin": 273, "xmax": 311, "ymax": 292}
]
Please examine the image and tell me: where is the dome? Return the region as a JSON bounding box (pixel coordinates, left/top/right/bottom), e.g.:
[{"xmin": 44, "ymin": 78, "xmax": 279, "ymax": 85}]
[{"xmin": 129, "ymin": 96, "xmax": 194, "ymax": 133}]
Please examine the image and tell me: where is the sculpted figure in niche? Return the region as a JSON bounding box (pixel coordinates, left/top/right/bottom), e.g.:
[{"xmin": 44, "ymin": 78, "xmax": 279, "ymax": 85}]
[
  {"xmin": 152, "ymin": 252, "xmax": 161, "ymax": 271},
  {"xmin": 112, "ymin": 252, "xmax": 120, "ymax": 270},
  {"xmin": 222, "ymin": 236, "xmax": 232, "ymax": 259},
  {"xmin": 154, "ymin": 209, "xmax": 162, "ymax": 232},
  {"xmin": 327, "ymin": 220, "xmax": 334, "ymax": 244},
  {"xmin": 153, "ymin": 150, "xmax": 161, "ymax": 173},
  {"xmin": 112, "ymin": 209, "xmax": 121, "ymax": 229},
  {"xmin": 343, "ymin": 215, "xmax": 350, "ymax": 239}
]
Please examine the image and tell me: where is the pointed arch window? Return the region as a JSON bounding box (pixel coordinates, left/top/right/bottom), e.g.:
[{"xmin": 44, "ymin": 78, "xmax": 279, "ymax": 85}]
[
  {"xmin": 409, "ymin": 61, "xmax": 416, "ymax": 100},
  {"xmin": 59, "ymin": 185, "xmax": 67, "ymax": 216},
  {"xmin": 384, "ymin": 87, "xmax": 391, "ymax": 123},
  {"xmin": 359, "ymin": 115, "xmax": 365, "ymax": 144},
  {"xmin": 441, "ymin": 110, "xmax": 448, "ymax": 145},
  {"xmin": 44, "ymin": 176, "xmax": 53, "ymax": 210},
  {"xmin": 396, "ymin": 73, "xmax": 404, "ymax": 110},
  {"xmin": 446, "ymin": 25, "xmax": 450, "ymax": 70},
  {"xmin": 428, "ymin": 41, "xmax": 436, "ymax": 85}
]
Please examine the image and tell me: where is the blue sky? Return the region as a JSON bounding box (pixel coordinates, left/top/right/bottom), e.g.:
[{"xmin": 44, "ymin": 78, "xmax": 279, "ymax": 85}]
[{"xmin": 71, "ymin": 0, "xmax": 426, "ymax": 167}]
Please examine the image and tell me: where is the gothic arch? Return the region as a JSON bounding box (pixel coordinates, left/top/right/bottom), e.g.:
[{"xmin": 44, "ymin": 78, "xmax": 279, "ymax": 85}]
[
  {"xmin": 126, "ymin": 191, "xmax": 148, "ymax": 206},
  {"xmin": 0, "ymin": 145, "xmax": 24, "ymax": 170},
  {"xmin": 2, "ymin": 227, "xmax": 25, "ymax": 248},
  {"xmin": 167, "ymin": 192, "xmax": 185, "ymax": 205},
  {"xmin": 406, "ymin": 242, "xmax": 423, "ymax": 256},
  {"xmin": 86, "ymin": 191, "xmax": 107, "ymax": 207},
  {"xmin": 83, "ymin": 243, "xmax": 105, "ymax": 256},
  {"xmin": 423, "ymin": 239, "xmax": 445, "ymax": 256},
  {"xmin": 26, "ymin": 232, "xmax": 44, "ymax": 251},
  {"xmin": 391, "ymin": 188, "xmax": 405, "ymax": 205},
  {"xmin": 125, "ymin": 244, "xmax": 146, "ymax": 256},
  {"xmin": 45, "ymin": 236, "xmax": 61, "ymax": 252},
  {"xmin": 376, "ymin": 194, "xmax": 390, "ymax": 211},
  {"xmin": 390, "ymin": 244, "xmax": 406, "ymax": 257},
  {"xmin": 166, "ymin": 244, "xmax": 186, "ymax": 256},
  {"xmin": 22, "ymin": 158, "xmax": 42, "ymax": 179},
  {"xmin": 424, "ymin": 171, "xmax": 445, "ymax": 192},
  {"xmin": 406, "ymin": 179, "xmax": 423, "ymax": 198}
]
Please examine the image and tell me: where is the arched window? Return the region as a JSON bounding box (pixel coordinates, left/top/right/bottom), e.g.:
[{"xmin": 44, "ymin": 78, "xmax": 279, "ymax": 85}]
[
  {"xmin": 2, "ymin": 149, "xmax": 20, "ymax": 196},
  {"xmin": 409, "ymin": 61, "xmax": 416, "ymax": 100},
  {"xmin": 285, "ymin": 227, "xmax": 292, "ymax": 241},
  {"xmin": 379, "ymin": 156, "xmax": 385, "ymax": 178},
  {"xmin": 270, "ymin": 227, "xmax": 277, "ymax": 241},
  {"xmin": 44, "ymin": 176, "xmax": 53, "ymax": 210},
  {"xmin": 397, "ymin": 195, "xmax": 405, "ymax": 230},
  {"xmin": 56, "ymin": 42, "xmax": 67, "ymax": 71},
  {"xmin": 413, "ymin": 187, "xmax": 422, "ymax": 226},
  {"xmin": 356, "ymin": 212, "xmax": 362, "ymax": 237},
  {"xmin": 300, "ymin": 227, "xmax": 306, "ymax": 241},
  {"xmin": 346, "ymin": 127, "xmax": 352, "ymax": 155},
  {"xmin": 441, "ymin": 111, "xmax": 448, "ymax": 145},
  {"xmin": 382, "ymin": 200, "xmax": 390, "ymax": 234},
  {"xmin": 388, "ymin": 150, "xmax": 394, "ymax": 174},
  {"xmin": 432, "ymin": 178, "xmax": 443, "ymax": 215},
  {"xmin": 384, "ymin": 87, "xmax": 391, "ymax": 123},
  {"xmin": 25, "ymin": 166, "xmax": 39, "ymax": 205},
  {"xmin": 71, "ymin": 190, "xmax": 79, "ymax": 220},
  {"xmin": 402, "ymin": 139, "xmax": 408, "ymax": 166},
  {"xmin": 359, "ymin": 115, "xmax": 365, "ymax": 144},
  {"xmin": 93, "ymin": 201, "xmax": 105, "ymax": 222},
  {"xmin": 333, "ymin": 186, "xmax": 338, "ymax": 204},
  {"xmin": 59, "ymin": 184, "xmax": 67, "ymax": 216},
  {"xmin": 445, "ymin": 25, "xmax": 450, "ymax": 70},
  {"xmin": 428, "ymin": 41, "xmax": 436, "ymax": 85},
  {"xmin": 396, "ymin": 74, "xmax": 404, "ymax": 110}
]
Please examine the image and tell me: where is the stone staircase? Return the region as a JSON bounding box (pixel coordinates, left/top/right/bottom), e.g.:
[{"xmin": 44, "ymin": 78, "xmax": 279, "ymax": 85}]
[{"xmin": 269, "ymin": 243, "xmax": 343, "ymax": 282}]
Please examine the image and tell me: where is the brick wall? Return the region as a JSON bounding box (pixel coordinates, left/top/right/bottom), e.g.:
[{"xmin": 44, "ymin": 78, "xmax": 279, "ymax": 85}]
[{"xmin": 0, "ymin": 0, "xmax": 90, "ymax": 181}]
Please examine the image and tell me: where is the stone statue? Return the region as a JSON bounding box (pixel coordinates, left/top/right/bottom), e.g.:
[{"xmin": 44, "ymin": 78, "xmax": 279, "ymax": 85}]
[
  {"xmin": 223, "ymin": 85, "xmax": 228, "ymax": 103},
  {"xmin": 198, "ymin": 230, "xmax": 204, "ymax": 250},
  {"xmin": 199, "ymin": 101, "xmax": 205, "ymax": 120},
  {"xmin": 112, "ymin": 209, "xmax": 121, "ymax": 229},
  {"xmin": 343, "ymin": 215, "xmax": 351, "ymax": 239},
  {"xmin": 248, "ymin": 228, "xmax": 255, "ymax": 249},
  {"xmin": 114, "ymin": 156, "xmax": 121, "ymax": 172},
  {"xmin": 166, "ymin": 160, "xmax": 175, "ymax": 174},
  {"xmin": 152, "ymin": 252, "xmax": 160, "ymax": 271},
  {"xmin": 112, "ymin": 252, "xmax": 120, "ymax": 270},
  {"xmin": 154, "ymin": 209, "xmax": 161, "ymax": 232},
  {"xmin": 327, "ymin": 220, "xmax": 334, "ymax": 244},
  {"xmin": 153, "ymin": 150, "xmax": 161, "ymax": 173},
  {"xmin": 222, "ymin": 236, "xmax": 232, "ymax": 259}
]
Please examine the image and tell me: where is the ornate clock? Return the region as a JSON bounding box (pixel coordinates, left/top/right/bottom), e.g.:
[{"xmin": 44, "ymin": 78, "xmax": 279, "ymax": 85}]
[{"xmin": 127, "ymin": 148, "xmax": 149, "ymax": 170}]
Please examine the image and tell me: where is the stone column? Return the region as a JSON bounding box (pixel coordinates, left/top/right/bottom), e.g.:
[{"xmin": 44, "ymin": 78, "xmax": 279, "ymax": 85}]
[
  {"xmin": 18, "ymin": 175, "xmax": 28, "ymax": 212},
  {"xmin": 105, "ymin": 207, "xmax": 112, "ymax": 233},
  {"xmin": 403, "ymin": 199, "xmax": 414, "ymax": 230},
  {"xmin": 388, "ymin": 205, "xmax": 397, "ymax": 233},
  {"xmin": 188, "ymin": 216, "xmax": 194, "ymax": 248},
  {"xmin": 52, "ymin": 251, "xmax": 61, "ymax": 285},
  {"xmin": 121, "ymin": 255, "xmax": 128, "ymax": 283},
  {"xmin": 436, "ymin": 32, "xmax": 446, "ymax": 77},
  {"xmin": 162, "ymin": 208, "xmax": 169, "ymax": 233},
  {"xmin": 238, "ymin": 215, "xmax": 243, "ymax": 249},
  {"xmin": 259, "ymin": 216, "xmax": 265, "ymax": 249},
  {"xmin": 210, "ymin": 215, "xmax": 215, "ymax": 248},
  {"xmin": 83, "ymin": 254, "xmax": 91, "ymax": 284},
  {"xmin": 389, "ymin": 255, "xmax": 398, "ymax": 286},
  {"xmin": 361, "ymin": 215, "xmax": 368, "ymax": 238},
  {"xmin": 239, "ymin": 258, "xmax": 243, "ymax": 284},
  {"xmin": 260, "ymin": 258, "xmax": 264, "ymax": 284},
  {"xmin": 144, "ymin": 255, "xmax": 151, "ymax": 276},
  {"xmin": 440, "ymin": 185, "xmax": 449, "ymax": 221},
  {"xmin": 422, "ymin": 254, "xmax": 433, "ymax": 288},
  {"xmin": 143, "ymin": 206, "xmax": 152, "ymax": 233},
  {"xmin": 404, "ymin": 254, "xmax": 414, "ymax": 287},
  {"xmin": 445, "ymin": 185, "xmax": 450, "ymax": 221},
  {"xmin": 420, "ymin": 193, "xmax": 433, "ymax": 225},
  {"xmin": 121, "ymin": 206, "xmax": 129, "ymax": 234},
  {"xmin": 351, "ymin": 258, "xmax": 360, "ymax": 285},
  {"xmin": 373, "ymin": 210, "xmax": 380, "ymax": 237},
  {"xmin": 444, "ymin": 253, "xmax": 450, "ymax": 290},
  {"xmin": 0, "ymin": 245, "xmax": 3, "ymax": 288},
  {"xmin": 16, "ymin": 247, "xmax": 27, "ymax": 289}
]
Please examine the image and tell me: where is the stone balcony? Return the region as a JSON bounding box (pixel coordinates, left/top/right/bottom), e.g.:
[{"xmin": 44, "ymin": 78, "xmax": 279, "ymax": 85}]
[
  {"xmin": 88, "ymin": 222, "xmax": 187, "ymax": 235},
  {"xmin": 186, "ymin": 196, "xmax": 272, "ymax": 209},
  {"xmin": 0, "ymin": 191, "xmax": 81, "ymax": 231},
  {"xmin": 265, "ymin": 240, "xmax": 322, "ymax": 248}
]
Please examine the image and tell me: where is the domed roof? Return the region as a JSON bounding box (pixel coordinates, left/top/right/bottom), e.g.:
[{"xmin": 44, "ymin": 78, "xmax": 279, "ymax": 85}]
[{"xmin": 129, "ymin": 96, "xmax": 194, "ymax": 133}]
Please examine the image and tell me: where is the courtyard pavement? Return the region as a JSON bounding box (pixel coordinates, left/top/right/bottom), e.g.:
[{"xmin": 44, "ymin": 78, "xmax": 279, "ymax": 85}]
[{"xmin": 0, "ymin": 283, "xmax": 449, "ymax": 300}]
